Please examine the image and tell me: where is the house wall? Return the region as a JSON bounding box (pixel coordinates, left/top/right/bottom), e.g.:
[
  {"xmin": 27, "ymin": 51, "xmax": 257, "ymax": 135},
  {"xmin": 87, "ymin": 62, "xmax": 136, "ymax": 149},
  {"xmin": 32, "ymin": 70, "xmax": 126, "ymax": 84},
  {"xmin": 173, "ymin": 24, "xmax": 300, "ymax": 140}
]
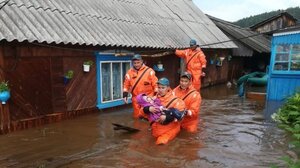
[
  {"xmin": 3, "ymin": 44, "xmax": 53, "ymax": 120},
  {"xmin": 267, "ymin": 75, "xmax": 300, "ymax": 100},
  {"xmin": 202, "ymin": 49, "xmax": 230, "ymax": 87},
  {"xmin": 254, "ymin": 15, "xmax": 296, "ymax": 33},
  {"xmin": 267, "ymin": 33, "xmax": 300, "ymax": 100},
  {"xmin": 143, "ymin": 54, "xmax": 180, "ymax": 88},
  {"xmin": 64, "ymin": 56, "xmax": 97, "ymax": 111},
  {"xmin": 227, "ymin": 57, "xmax": 245, "ymax": 82},
  {"xmin": 1, "ymin": 43, "xmax": 97, "ymax": 121}
]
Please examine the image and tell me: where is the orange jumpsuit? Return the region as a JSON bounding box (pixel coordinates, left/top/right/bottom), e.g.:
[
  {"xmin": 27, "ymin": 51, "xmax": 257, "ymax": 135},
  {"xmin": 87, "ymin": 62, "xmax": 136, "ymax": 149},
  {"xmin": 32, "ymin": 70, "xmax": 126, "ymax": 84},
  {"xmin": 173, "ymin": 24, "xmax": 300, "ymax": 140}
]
[
  {"xmin": 149, "ymin": 90, "xmax": 186, "ymax": 145},
  {"xmin": 175, "ymin": 48, "xmax": 207, "ymax": 91},
  {"xmin": 123, "ymin": 64, "xmax": 158, "ymax": 119},
  {"xmin": 173, "ymin": 85, "xmax": 201, "ymax": 133}
]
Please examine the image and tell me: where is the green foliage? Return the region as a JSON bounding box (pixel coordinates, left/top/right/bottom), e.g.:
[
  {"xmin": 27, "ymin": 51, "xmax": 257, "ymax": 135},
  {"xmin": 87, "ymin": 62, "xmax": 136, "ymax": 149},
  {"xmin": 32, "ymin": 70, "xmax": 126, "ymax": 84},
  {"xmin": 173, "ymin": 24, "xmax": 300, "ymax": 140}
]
[
  {"xmin": 272, "ymin": 93, "xmax": 300, "ymax": 124},
  {"xmin": 290, "ymin": 141, "xmax": 300, "ymax": 148},
  {"xmin": 234, "ymin": 7, "xmax": 300, "ymax": 27},
  {"xmin": 279, "ymin": 156, "xmax": 300, "ymax": 168},
  {"xmin": 0, "ymin": 81, "xmax": 9, "ymax": 92},
  {"xmin": 270, "ymin": 165, "xmax": 278, "ymax": 168},
  {"xmin": 64, "ymin": 70, "xmax": 74, "ymax": 79},
  {"xmin": 271, "ymin": 92, "xmax": 300, "ymax": 168},
  {"xmin": 83, "ymin": 60, "xmax": 94, "ymax": 66}
]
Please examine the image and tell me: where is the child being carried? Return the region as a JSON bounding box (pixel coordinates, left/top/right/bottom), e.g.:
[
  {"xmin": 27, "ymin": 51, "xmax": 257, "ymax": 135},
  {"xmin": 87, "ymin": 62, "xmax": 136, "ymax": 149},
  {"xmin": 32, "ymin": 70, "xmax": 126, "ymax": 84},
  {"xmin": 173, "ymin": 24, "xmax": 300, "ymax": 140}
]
[{"xmin": 137, "ymin": 93, "xmax": 185, "ymax": 125}]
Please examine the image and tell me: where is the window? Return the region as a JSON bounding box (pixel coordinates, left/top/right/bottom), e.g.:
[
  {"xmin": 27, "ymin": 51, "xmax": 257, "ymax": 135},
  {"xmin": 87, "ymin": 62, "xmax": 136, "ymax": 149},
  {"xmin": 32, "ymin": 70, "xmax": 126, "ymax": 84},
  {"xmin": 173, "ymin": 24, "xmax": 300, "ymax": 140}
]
[
  {"xmin": 291, "ymin": 45, "xmax": 300, "ymax": 71},
  {"xmin": 273, "ymin": 44, "xmax": 300, "ymax": 72},
  {"xmin": 96, "ymin": 53, "xmax": 133, "ymax": 109},
  {"xmin": 100, "ymin": 61, "xmax": 131, "ymax": 103}
]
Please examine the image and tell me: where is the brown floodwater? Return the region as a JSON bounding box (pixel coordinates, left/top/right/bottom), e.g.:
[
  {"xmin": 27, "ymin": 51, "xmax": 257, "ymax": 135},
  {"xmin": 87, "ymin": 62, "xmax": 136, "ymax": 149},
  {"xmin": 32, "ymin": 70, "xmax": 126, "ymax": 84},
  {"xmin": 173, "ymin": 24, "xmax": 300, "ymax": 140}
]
[{"xmin": 0, "ymin": 84, "xmax": 290, "ymax": 168}]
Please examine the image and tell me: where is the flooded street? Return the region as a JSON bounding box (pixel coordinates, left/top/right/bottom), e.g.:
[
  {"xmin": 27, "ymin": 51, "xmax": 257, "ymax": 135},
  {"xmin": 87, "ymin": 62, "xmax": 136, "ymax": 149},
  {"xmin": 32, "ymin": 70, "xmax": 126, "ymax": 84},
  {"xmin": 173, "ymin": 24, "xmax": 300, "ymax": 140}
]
[{"xmin": 0, "ymin": 85, "xmax": 289, "ymax": 168}]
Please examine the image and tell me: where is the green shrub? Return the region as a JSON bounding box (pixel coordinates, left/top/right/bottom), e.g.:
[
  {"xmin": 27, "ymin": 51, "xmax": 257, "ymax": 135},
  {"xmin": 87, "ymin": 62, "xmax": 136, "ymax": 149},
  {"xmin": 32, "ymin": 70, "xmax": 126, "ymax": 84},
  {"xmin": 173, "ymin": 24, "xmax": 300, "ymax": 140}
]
[
  {"xmin": 64, "ymin": 70, "xmax": 74, "ymax": 79},
  {"xmin": 0, "ymin": 81, "xmax": 9, "ymax": 92},
  {"xmin": 83, "ymin": 60, "xmax": 94, "ymax": 66},
  {"xmin": 271, "ymin": 92, "xmax": 300, "ymax": 168}
]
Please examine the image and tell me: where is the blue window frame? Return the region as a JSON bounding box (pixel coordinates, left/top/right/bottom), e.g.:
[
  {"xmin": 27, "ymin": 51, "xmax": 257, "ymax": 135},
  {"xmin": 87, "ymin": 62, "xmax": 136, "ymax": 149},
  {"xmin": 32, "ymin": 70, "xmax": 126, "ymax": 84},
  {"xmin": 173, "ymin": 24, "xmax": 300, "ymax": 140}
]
[
  {"xmin": 95, "ymin": 53, "xmax": 132, "ymax": 109},
  {"xmin": 271, "ymin": 44, "xmax": 300, "ymax": 74}
]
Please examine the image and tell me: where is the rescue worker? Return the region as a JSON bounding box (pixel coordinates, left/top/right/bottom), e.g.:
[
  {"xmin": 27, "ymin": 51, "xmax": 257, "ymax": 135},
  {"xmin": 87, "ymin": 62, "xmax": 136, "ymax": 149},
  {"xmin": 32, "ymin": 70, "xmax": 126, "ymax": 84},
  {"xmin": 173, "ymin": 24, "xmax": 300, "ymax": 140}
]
[
  {"xmin": 123, "ymin": 54, "xmax": 158, "ymax": 119},
  {"xmin": 173, "ymin": 72, "xmax": 201, "ymax": 133},
  {"xmin": 142, "ymin": 77, "xmax": 186, "ymax": 145},
  {"xmin": 175, "ymin": 39, "xmax": 207, "ymax": 91}
]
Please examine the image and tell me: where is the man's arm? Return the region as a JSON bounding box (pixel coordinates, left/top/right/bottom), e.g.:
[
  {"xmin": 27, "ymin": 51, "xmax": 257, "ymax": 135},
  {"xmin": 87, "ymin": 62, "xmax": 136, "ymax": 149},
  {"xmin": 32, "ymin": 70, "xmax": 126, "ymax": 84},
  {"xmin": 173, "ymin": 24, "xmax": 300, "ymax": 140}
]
[
  {"xmin": 149, "ymin": 69, "xmax": 158, "ymax": 94},
  {"xmin": 175, "ymin": 49, "xmax": 188, "ymax": 58},
  {"xmin": 186, "ymin": 92, "xmax": 201, "ymax": 117},
  {"xmin": 123, "ymin": 72, "xmax": 131, "ymax": 104},
  {"xmin": 198, "ymin": 49, "xmax": 207, "ymax": 76}
]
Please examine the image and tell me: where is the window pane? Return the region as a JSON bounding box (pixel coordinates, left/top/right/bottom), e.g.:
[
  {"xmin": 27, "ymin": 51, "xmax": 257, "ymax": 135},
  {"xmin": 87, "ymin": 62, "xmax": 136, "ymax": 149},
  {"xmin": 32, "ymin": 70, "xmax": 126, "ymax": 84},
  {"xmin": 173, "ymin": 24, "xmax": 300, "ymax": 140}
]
[
  {"xmin": 122, "ymin": 62, "xmax": 131, "ymax": 97},
  {"xmin": 291, "ymin": 52, "xmax": 300, "ymax": 61},
  {"xmin": 292, "ymin": 45, "xmax": 300, "ymax": 52},
  {"xmin": 291, "ymin": 62, "xmax": 300, "ymax": 71},
  {"xmin": 275, "ymin": 53, "xmax": 289, "ymax": 61},
  {"xmin": 122, "ymin": 62, "xmax": 130, "ymax": 78},
  {"xmin": 112, "ymin": 63, "xmax": 121, "ymax": 99},
  {"xmin": 276, "ymin": 44, "xmax": 290, "ymax": 52},
  {"xmin": 274, "ymin": 62, "xmax": 289, "ymax": 71},
  {"xmin": 101, "ymin": 63, "xmax": 111, "ymax": 102}
]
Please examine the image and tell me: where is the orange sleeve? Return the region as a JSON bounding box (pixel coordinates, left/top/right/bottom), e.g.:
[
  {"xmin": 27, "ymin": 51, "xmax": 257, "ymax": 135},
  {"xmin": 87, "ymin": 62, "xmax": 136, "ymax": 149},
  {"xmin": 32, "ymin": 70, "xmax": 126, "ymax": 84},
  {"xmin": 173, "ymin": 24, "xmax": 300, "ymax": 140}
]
[
  {"xmin": 175, "ymin": 49, "xmax": 187, "ymax": 58},
  {"xmin": 198, "ymin": 49, "xmax": 207, "ymax": 68},
  {"xmin": 149, "ymin": 69, "xmax": 158, "ymax": 93},
  {"xmin": 123, "ymin": 70, "xmax": 131, "ymax": 92},
  {"xmin": 187, "ymin": 92, "xmax": 201, "ymax": 117}
]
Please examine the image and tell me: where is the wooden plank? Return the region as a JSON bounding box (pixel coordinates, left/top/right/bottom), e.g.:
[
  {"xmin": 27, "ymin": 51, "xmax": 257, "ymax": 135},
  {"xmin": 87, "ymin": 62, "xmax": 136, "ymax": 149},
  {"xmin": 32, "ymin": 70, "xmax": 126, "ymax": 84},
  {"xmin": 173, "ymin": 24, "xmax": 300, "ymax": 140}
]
[
  {"xmin": 50, "ymin": 57, "xmax": 67, "ymax": 112},
  {"xmin": 112, "ymin": 123, "xmax": 140, "ymax": 133},
  {"xmin": 246, "ymin": 92, "xmax": 266, "ymax": 101}
]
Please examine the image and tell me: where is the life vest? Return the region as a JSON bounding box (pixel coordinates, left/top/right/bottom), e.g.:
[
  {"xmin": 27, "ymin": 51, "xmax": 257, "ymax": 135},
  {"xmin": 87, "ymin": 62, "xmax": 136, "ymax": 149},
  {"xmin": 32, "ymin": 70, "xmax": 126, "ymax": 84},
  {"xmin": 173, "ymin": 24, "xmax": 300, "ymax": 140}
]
[
  {"xmin": 175, "ymin": 48, "xmax": 207, "ymax": 90},
  {"xmin": 151, "ymin": 90, "xmax": 185, "ymax": 144},
  {"xmin": 173, "ymin": 85, "xmax": 201, "ymax": 133},
  {"xmin": 123, "ymin": 64, "xmax": 158, "ymax": 118},
  {"xmin": 123, "ymin": 64, "xmax": 158, "ymax": 97}
]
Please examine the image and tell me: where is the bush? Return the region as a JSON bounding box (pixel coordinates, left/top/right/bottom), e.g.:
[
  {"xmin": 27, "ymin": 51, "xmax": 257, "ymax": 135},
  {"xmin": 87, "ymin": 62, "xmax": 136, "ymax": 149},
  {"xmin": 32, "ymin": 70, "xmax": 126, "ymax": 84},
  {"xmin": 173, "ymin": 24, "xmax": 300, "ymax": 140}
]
[
  {"xmin": 271, "ymin": 92, "xmax": 300, "ymax": 167},
  {"xmin": 64, "ymin": 70, "xmax": 74, "ymax": 79},
  {"xmin": 83, "ymin": 60, "xmax": 94, "ymax": 66},
  {"xmin": 0, "ymin": 81, "xmax": 9, "ymax": 92}
]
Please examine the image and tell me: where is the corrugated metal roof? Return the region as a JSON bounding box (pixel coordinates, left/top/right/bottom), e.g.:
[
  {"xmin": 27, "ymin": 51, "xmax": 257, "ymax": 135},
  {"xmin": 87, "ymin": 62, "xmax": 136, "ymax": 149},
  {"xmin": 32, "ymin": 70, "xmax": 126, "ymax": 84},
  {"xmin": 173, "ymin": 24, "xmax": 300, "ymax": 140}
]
[
  {"xmin": 209, "ymin": 15, "xmax": 271, "ymax": 54},
  {"xmin": 0, "ymin": 0, "xmax": 236, "ymax": 49}
]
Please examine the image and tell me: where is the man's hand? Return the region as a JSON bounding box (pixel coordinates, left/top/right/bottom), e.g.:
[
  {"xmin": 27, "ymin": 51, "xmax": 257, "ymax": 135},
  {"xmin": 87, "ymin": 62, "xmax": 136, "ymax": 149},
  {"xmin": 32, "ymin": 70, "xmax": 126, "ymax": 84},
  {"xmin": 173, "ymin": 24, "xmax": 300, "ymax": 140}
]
[
  {"xmin": 123, "ymin": 92, "xmax": 128, "ymax": 104},
  {"xmin": 201, "ymin": 68, "xmax": 207, "ymax": 77},
  {"xmin": 158, "ymin": 115, "xmax": 166, "ymax": 124},
  {"xmin": 201, "ymin": 72, "xmax": 206, "ymax": 77},
  {"xmin": 149, "ymin": 106, "xmax": 160, "ymax": 113},
  {"xmin": 186, "ymin": 110, "xmax": 192, "ymax": 116}
]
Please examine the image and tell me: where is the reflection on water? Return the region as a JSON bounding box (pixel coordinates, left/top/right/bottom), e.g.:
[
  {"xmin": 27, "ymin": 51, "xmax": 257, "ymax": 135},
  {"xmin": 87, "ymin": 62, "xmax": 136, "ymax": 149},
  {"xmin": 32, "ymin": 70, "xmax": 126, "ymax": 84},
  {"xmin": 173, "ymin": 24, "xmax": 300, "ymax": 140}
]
[{"xmin": 0, "ymin": 84, "xmax": 289, "ymax": 168}]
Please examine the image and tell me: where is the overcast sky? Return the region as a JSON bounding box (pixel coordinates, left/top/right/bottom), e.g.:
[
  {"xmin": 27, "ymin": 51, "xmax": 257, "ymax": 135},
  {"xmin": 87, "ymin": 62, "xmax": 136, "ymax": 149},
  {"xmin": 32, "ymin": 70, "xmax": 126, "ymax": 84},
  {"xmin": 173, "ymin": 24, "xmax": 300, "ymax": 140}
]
[{"xmin": 193, "ymin": 0, "xmax": 300, "ymax": 22}]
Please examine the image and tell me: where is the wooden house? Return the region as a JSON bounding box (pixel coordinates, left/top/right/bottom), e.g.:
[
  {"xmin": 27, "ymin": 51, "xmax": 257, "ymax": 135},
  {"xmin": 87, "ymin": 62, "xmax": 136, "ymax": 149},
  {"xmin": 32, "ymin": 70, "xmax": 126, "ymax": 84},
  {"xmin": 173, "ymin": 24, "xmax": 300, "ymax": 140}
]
[
  {"xmin": 0, "ymin": 0, "xmax": 236, "ymax": 133},
  {"xmin": 250, "ymin": 12, "xmax": 298, "ymax": 35},
  {"xmin": 267, "ymin": 25, "xmax": 300, "ymax": 101},
  {"xmin": 209, "ymin": 15, "xmax": 271, "ymax": 81}
]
